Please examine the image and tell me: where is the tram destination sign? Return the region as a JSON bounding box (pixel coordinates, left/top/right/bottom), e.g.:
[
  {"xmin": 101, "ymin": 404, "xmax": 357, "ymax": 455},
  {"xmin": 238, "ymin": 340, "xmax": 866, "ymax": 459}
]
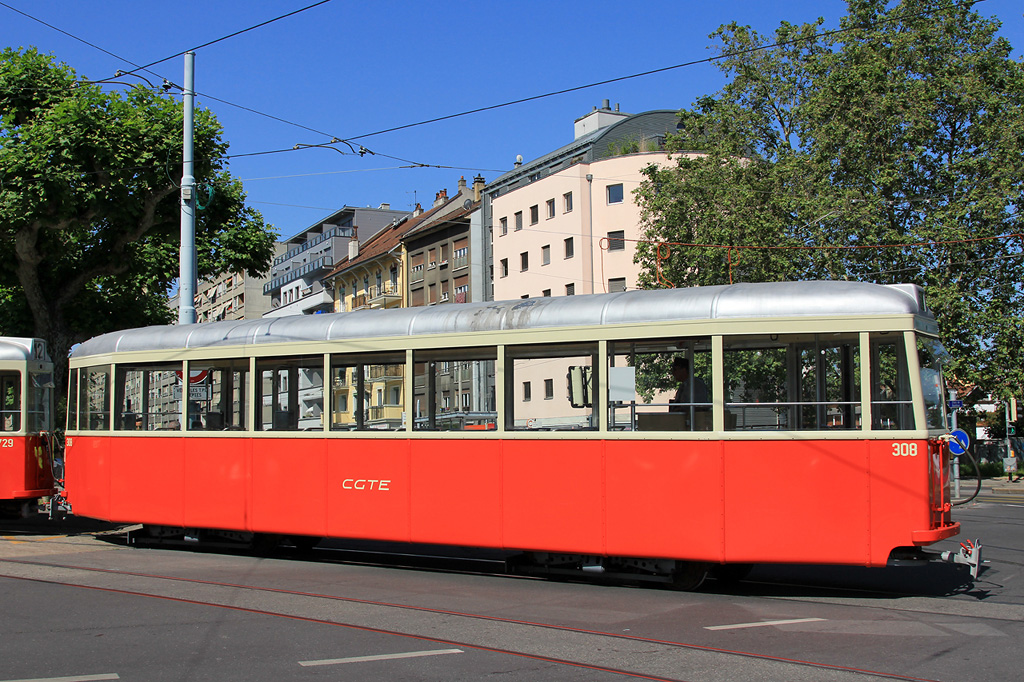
[{"xmin": 173, "ymin": 385, "xmax": 212, "ymax": 401}]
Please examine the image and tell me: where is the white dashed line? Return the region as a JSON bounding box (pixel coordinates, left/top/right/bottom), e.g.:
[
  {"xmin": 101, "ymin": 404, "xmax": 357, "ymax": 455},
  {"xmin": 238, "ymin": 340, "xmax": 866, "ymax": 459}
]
[
  {"xmin": 299, "ymin": 648, "xmax": 464, "ymax": 667},
  {"xmin": 705, "ymin": 618, "xmax": 826, "ymax": 631}
]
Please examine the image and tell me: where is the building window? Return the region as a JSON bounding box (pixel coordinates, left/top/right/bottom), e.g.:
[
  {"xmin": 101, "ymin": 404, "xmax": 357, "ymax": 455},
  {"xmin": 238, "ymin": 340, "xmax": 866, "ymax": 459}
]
[
  {"xmin": 514, "ymin": 211, "xmax": 523, "ymax": 231},
  {"xmin": 500, "ymin": 217, "xmax": 508, "ymax": 236},
  {"xmin": 565, "ymin": 283, "xmax": 575, "ymax": 296},
  {"xmin": 542, "ymin": 244, "xmax": 550, "ymax": 265},
  {"xmin": 564, "ymin": 237, "xmax": 574, "ymax": 259},
  {"xmin": 544, "ymin": 378, "xmax": 554, "ymax": 400},
  {"xmin": 542, "ymin": 289, "xmax": 551, "ymax": 297},
  {"xmin": 546, "ymin": 199, "xmax": 555, "ymax": 219},
  {"xmin": 530, "ymin": 205, "xmax": 539, "ymax": 225},
  {"xmin": 500, "ymin": 258, "xmax": 509, "ymax": 278},
  {"xmin": 608, "ymin": 230, "xmax": 625, "ymax": 251},
  {"xmin": 563, "ymin": 192, "xmax": 573, "ymax": 213},
  {"xmin": 521, "ymin": 252, "xmax": 529, "ymax": 271},
  {"xmin": 607, "ymin": 183, "xmax": 624, "ymax": 204},
  {"xmin": 523, "ymin": 381, "xmax": 531, "ymax": 401},
  {"xmin": 609, "ymin": 277, "xmax": 627, "ymax": 293}
]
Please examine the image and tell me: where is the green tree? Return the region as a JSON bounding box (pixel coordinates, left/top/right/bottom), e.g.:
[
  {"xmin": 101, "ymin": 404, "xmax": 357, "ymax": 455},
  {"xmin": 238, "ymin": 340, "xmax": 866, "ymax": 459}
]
[
  {"xmin": 0, "ymin": 48, "xmax": 276, "ymax": 421},
  {"xmin": 635, "ymin": 0, "xmax": 1024, "ymax": 396}
]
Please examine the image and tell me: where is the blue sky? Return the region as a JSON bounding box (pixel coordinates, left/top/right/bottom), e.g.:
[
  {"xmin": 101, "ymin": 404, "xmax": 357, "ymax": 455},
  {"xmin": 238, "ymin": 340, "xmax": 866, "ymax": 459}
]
[{"xmin": 3, "ymin": 0, "xmax": 1023, "ymax": 241}]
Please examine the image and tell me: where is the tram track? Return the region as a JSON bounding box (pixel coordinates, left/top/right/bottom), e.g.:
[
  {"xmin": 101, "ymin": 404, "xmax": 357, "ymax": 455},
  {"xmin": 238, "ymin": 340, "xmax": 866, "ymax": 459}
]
[{"xmin": 0, "ymin": 554, "xmax": 977, "ymax": 682}]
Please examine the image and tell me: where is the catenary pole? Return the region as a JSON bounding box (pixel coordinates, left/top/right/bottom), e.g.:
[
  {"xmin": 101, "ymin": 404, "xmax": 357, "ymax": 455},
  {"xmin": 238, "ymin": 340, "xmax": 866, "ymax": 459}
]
[{"xmin": 178, "ymin": 51, "xmax": 197, "ymax": 325}]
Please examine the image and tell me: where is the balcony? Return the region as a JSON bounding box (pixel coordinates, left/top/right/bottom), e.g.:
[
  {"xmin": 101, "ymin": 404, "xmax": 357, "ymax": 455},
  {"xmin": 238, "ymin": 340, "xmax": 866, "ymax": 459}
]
[
  {"xmin": 351, "ymin": 293, "xmax": 369, "ymax": 310},
  {"xmin": 264, "ymin": 255, "xmax": 334, "ymax": 295},
  {"xmin": 368, "ymin": 281, "xmax": 402, "ymax": 306},
  {"xmin": 367, "ymin": 364, "xmax": 404, "ymax": 381}
]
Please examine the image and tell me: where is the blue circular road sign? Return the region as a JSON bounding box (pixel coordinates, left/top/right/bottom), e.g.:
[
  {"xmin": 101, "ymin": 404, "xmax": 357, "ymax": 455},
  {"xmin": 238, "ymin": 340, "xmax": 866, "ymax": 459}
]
[{"xmin": 949, "ymin": 428, "xmax": 971, "ymax": 455}]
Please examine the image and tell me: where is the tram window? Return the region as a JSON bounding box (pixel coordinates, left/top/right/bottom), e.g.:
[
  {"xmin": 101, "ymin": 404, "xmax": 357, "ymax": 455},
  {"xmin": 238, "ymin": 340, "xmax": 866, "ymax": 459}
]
[
  {"xmin": 917, "ymin": 337, "xmax": 949, "ymax": 430},
  {"xmin": 190, "ymin": 360, "xmax": 250, "ymax": 430},
  {"xmin": 330, "ymin": 352, "xmax": 405, "ymax": 431},
  {"xmin": 67, "ymin": 368, "xmax": 79, "ymax": 431},
  {"xmin": 723, "ymin": 334, "xmax": 860, "ymax": 431},
  {"xmin": 79, "ymin": 366, "xmax": 110, "ymax": 431},
  {"xmin": 256, "ymin": 356, "xmax": 324, "ymax": 431},
  {"xmin": 114, "ymin": 364, "xmax": 182, "ymax": 431},
  {"xmin": 871, "ymin": 334, "xmax": 915, "ymax": 430},
  {"xmin": 607, "ymin": 339, "xmax": 713, "ymax": 431},
  {"xmin": 1, "ymin": 371, "xmax": 20, "ymax": 432},
  {"xmin": 413, "ymin": 347, "xmax": 496, "ymax": 431},
  {"xmin": 27, "ymin": 370, "xmax": 54, "ymax": 432},
  {"xmin": 507, "ymin": 342, "xmax": 597, "ymax": 431}
]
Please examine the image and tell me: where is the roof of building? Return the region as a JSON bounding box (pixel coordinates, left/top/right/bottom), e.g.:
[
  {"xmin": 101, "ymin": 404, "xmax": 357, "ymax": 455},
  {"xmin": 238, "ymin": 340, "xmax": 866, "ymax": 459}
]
[
  {"xmin": 71, "ymin": 281, "xmax": 931, "ymax": 358},
  {"xmin": 486, "ymin": 110, "xmax": 682, "ymax": 194}
]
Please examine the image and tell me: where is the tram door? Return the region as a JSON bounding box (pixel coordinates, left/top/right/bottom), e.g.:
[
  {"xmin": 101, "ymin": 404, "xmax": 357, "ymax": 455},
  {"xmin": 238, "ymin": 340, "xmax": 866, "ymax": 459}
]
[{"xmin": 787, "ymin": 338, "xmax": 859, "ymax": 430}]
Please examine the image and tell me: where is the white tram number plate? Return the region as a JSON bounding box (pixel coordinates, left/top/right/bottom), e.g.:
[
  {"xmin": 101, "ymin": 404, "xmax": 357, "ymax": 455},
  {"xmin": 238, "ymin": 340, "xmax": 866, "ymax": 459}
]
[
  {"xmin": 1, "ymin": 438, "xmax": 13, "ymax": 448},
  {"xmin": 892, "ymin": 442, "xmax": 919, "ymax": 457}
]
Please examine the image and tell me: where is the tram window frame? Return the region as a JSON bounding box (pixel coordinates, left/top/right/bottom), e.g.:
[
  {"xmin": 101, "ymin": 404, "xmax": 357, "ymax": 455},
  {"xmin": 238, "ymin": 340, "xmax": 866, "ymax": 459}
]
[
  {"xmin": 330, "ymin": 351, "xmax": 406, "ymax": 431},
  {"xmin": 413, "ymin": 346, "xmax": 496, "ymax": 431},
  {"xmin": 723, "ymin": 333, "xmax": 861, "ymax": 431},
  {"xmin": 870, "ymin": 333, "xmax": 915, "ymax": 430},
  {"xmin": 114, "ymin": 363, "xmax": 183, "ymax": 431},
  {"xmin": 1, "ymin": 370, "xmax": 21, "ymax": 432},
  {"xmin": 607, "ymin": 338, "xmax": 713, "ymax": 432},
  {"xmin": 917, "ymin": 336, "xmax": 949, "ymax": 430},
  {"xmin": 506, "ymin": 342, "xmax": 598, "ymax": 431},
  {"xmin": 79, "ymin": 365, "xmax": 111, "ymax": 431},
  {"xmin": 255, "ymin": 356, "xmax": 325, "ymax": 432},
  {"xmin": 189, "ymin": 359, "xmax": 250, "ymax": 430},
  {"xmin": 27, "ymin": 369, "xmax": 54, "ymax": 432},
  {"xmin": 67, "ymin": 368, "xmax": 79, "ymax": 431}
]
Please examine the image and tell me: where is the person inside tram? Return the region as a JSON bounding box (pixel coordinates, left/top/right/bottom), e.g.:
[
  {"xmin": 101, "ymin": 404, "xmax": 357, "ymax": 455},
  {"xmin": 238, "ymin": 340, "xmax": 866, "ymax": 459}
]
[{"xmin": 669, "ymin": 356, "xmax": 708, "ymax": 412}]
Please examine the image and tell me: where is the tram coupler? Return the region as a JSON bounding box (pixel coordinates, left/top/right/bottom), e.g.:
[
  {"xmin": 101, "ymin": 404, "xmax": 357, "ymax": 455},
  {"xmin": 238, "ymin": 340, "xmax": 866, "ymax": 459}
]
[{"xmin": 940, "ymin": 539, "xmax": 983, "ymax": 579}]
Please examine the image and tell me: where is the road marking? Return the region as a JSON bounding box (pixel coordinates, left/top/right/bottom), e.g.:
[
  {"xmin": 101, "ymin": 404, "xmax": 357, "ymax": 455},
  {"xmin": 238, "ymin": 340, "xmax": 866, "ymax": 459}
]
[
  {"xmin": 705, "ymin": 618, "xmax": 826, "ymax": 631},
  {"xmin": 299, "ymin": 649, "xmax": 464, "ymax": 667},
  {"xmin": 1, "ymin": 671, "xmax": 119, "ymax": 675}
]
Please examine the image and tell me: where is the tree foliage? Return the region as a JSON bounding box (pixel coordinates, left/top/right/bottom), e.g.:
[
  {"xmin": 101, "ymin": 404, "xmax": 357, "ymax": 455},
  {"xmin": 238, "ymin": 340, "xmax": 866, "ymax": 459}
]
[
  {"xmin": 635, "ymin": 0, "xmax": 1024, "ymax": 398},
  {"xmin": 0, "ymin": 48, "xmax": 276, "ymax": 416}
]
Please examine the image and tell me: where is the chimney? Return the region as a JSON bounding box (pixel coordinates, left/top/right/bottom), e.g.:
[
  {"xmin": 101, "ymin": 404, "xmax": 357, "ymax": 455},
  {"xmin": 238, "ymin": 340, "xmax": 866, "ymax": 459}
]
[
  {"xmin": 458, "ymin": 176, "xmax": 467, "ymax": 191},
  {"xmin": 378, "ymin": 203, "xmax": 390, "ymax": 210},
  {"xmin": 433, "ymin": 188, "xmax": 448, "ymax": 207},
  {"xmin": 472, "ymin": 175, "xmax": 485, "ymax": 202},
  {"xmin": 348, "ymin": 235, "xmax": 359, "ymax": 260},
  {"xmin": 514, "ymin": 154, "xmax": 523, "ymax": 168},
  {"xmin": 413, "ymin": 202, "xmax": 423, "ymax": 217}
]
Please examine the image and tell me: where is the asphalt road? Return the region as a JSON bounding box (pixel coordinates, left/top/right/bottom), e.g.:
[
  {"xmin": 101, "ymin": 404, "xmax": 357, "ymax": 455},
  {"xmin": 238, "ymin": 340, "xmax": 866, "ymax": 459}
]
[{"xmin": 1, "ymin": 497, "xmax": 1021, "ymax": 682}]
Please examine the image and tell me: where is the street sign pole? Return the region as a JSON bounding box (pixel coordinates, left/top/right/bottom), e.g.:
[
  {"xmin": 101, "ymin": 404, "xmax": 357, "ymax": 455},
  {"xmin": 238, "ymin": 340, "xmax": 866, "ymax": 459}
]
[{"xmin": 949, "ymin": 391, "xmax": 959, "ymax": 498}]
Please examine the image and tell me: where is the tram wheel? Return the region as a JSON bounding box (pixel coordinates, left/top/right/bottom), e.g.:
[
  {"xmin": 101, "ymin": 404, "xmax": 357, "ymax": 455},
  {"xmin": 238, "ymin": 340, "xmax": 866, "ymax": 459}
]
[
  {"xmin": 671, "ymin": 561, "xmax": 709, "ymax": 591},
  {"xmin": 710, "ymin": 563, "xmax": 753, "ymax": 585}
]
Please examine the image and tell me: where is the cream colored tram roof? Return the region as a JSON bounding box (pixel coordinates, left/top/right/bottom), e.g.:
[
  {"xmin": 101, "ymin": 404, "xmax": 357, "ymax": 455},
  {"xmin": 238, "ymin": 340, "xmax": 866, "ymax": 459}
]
[
  {"xmin": 71, "ymin": 281, "xmax": 928, "ymax": 359},
  {"xmin": 0, "ymin": 337, "xmax": 44, "ymax": 363}
]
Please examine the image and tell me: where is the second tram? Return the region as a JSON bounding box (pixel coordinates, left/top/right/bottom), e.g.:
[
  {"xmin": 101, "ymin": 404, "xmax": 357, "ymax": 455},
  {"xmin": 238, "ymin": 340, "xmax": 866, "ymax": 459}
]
[{"xmin": 0, "ymin": 337, "xmax": 55, "ymax": 517}]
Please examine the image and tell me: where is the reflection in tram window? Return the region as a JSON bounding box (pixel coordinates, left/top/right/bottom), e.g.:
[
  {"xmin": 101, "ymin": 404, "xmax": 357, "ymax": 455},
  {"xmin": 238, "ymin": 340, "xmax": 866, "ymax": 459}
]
[
  {"xmin": 256, "ymin": 356, "xmax": 323, "ymax": 431},
  {"xmin": 330, "ymin": 353, "xmax": 405, "ymax": 431},
  {"xmin": 114, "ymin": 364, "xmax": 182, "ymax": 430},
  {"xmin": 190, "ymin": 360, "xmax": 250, "ymax": 430},
  {"xmin": 507, "ymin": 342, "xmax": 597, "ymax": 431},
  {"xmin": 1, "ymin": 371, "xmax": 20, "ymax": 432},
  {"xmin": 871, "ymin": 334, "xmax": 916, "ymax": 430},
  {"xmin": 917, "ymin": 337, "xmax": 949, "ymax": 430},
  {"xmin": 723, "ymin": 334, "xmax": 860, "ymax": 431},
  {"xmin": 80, "ymin": 366, "xmax": 111, "ymax": 431},
  {"xmin": 607, "ymin": 339, "xmax": 712, "ymax": 432},
  {"xmin": 67, "ymin": 368, "xmax": 79, "ymax": 431},
  {"xmin": 413, "ymin": 348, "xmax": 495, "ymax": 431},
  {"xmin": 27, "ymin": 370, "xmax": 54, "ymax": 432}
]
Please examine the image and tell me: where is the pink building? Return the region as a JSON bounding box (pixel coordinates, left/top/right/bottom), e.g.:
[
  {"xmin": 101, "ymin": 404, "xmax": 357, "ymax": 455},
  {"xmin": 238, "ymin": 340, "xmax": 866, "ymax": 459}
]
[{"xmin": 483, "ymin": 103, "xmax": 698, "ymax": 426}]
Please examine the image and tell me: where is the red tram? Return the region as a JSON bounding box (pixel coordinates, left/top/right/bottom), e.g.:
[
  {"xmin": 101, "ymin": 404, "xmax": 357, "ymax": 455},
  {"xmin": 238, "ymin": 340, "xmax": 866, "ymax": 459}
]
[
  {"xmin": 0, "ymin": 337, "xmax": 55, "ymax": 517},
  {"xmin": 61, "ymin": 282, "xmax": 978, "ymax": 586}
]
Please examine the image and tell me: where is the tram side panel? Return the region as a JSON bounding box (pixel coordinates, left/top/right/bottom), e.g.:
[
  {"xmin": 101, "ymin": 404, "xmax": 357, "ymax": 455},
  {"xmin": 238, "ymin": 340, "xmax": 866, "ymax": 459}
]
[
  {"xmin": 721, "ymin": 439, "xmax": 873, "ymax": 565},
  {"xmin": 500, "ymin": 439, "xmax": 606, "ymax": 554},
  {"xmin": 183, "ymin": 436, "xmax": 251, "ymax": 531},
  {"xmin": 64, "ymin": 436, "xmax": 112, "ymax": 520},
  {"xmin": 408, "ymin": 438, "xmax": 502, "ymax": 547},
  {"xmin": 109, "ymin": 436, "xmax": 185, "ymax": 526},
  {"xmin": 252, "ymin": 437, "xmax": 329, "ymax": 537},
  {"xmin": 603, "ymin": 439, "xmax": 725, "ymax": 562},
  {"xmin": 326, "ymin": 438, "xmax": 411, "ymax": 542}
]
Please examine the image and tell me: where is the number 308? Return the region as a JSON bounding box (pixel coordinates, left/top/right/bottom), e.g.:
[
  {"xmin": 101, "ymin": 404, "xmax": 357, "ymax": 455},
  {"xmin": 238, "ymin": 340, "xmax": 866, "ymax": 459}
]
[{"xmin": 892, "ymin": 442, "xmax": 918, "ymax": 457}]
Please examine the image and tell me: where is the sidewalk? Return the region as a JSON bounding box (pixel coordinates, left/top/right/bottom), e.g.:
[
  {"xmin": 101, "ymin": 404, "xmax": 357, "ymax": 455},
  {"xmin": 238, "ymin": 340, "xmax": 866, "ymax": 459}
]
[{"xmin": 952, "ymin": 475, "xmax": 1024, "ymax": 502}]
